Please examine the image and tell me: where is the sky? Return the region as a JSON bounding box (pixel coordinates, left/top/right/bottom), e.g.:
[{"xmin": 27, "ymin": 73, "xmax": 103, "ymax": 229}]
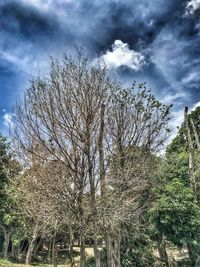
[{"xmin": 0, "ymin": 0, "xmax": 200, "ymax": 135}]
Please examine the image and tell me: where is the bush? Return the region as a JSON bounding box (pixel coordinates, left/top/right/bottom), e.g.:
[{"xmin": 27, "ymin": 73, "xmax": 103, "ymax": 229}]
[
  {"xmin": 85, "ymin": 248, "xmax": 107, "ymax": 267},
  {"xmin": 120, "ymin": 227, "xmax": 156, "ymax": 267}
]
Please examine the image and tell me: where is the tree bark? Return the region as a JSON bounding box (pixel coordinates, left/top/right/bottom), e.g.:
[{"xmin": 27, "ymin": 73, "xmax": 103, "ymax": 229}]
[
  {"xmin": 80, "ymin": 236, "xmax": 85, "ymax": 267},
  {"xmin": 69, "ymin": 226, "xmax": 75, "ymax": 267},
  {"xmin": 26, "ymin": 225, "xmax": 38, "ymax": 264},
  {"xmin": 52, "ymin": 222, "xmax": 58, "ymax": 267},
  {"xmin": 94, "ymin": 236, "xmax": 101, "ymax": 267},
  {"xmin": 106, "ymin": 238, "xmax": 112, "ymax": 266},
  {"xmin": 184, "ymin": 107, "xmax": 196, "ymax": 195},
  {"xmin": 33, "ymin": 237, "xmax": 43, "ymax": 259},
  {"xmin": 187, "ymin": 243, "xmax": 198, "ymax": 267},
  {"xmin": 0, "ymin": 224, "xmax": 11, "ymax": 259},
  {"xmin": 106, "ymin": 236, "xmax": 113, "ymax": 267},
  {"xmin": 11, "ymin": 242, "xmax": 20, "ymax": 261},
  {"xmin": 113, "ymin": 238, "xmax": 121, "ymax": 267},
  {"xmin": 106, "ymin": 235, "xmax": 121, "ymax": 267},
  {"xmin": 3, "ymin": 231, "xmax": 10, "ymax": 259},
  {"xmin": 98, "ymin": 103, "xmax": 106, "ymax": 197},
  {"xmin": 157, "ymin": 234, "xmax": 169, "ymax": 267},
  {"xmin": 16, "ymin": 243, "xmax": 21, "ymax": 261},
  {"xmin": 190, "ymin": 118, "xmax": 200, "ymax": 153},
  {"xmin": 11, "ymin": 242, "xmax": 15, "ymax": 259},
  {"xmin": 47, "ymin": 239, "xmax": 52, "ymax": 263}
]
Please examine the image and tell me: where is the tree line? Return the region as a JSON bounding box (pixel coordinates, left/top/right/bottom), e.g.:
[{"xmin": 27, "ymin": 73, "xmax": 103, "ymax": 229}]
[{"xmin": 0, "ymin": 52, "xmax": 200, "ymax": 267}]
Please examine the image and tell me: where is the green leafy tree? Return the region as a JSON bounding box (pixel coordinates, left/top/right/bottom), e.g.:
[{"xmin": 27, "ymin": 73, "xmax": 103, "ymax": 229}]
[
  {"xmin": 151, "ymin": 106, "xmax": 200, "ymax": 266},
  {"xmin": 0, "ymin": 134, "xmax": 21, "ymax": 259},
  {"xmin": 151, "ymin": 179, "xmax": 200, "ymax": 246},
  {"xmin": 120, "ymin": 224, "xmax": 156, "ymax": 267}
]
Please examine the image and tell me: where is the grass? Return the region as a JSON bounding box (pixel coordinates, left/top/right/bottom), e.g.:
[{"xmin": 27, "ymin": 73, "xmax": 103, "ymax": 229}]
[
  {"xmin": 0, "ymin": 257, "xmax": 73, "ymax": 267},
  {"xmin": 0, "ymin": 247, "xmax": 94, "ymax": 267},
  {"xmin": 0, "ymin": 259, "xmax": 59, "ymax": 267},
  {"xmin": 0, "ymin": 259, "xmax": 67, "ymax": 267}
]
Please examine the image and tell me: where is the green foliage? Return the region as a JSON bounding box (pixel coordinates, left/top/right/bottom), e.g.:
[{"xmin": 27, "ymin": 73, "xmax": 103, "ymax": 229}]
[
  {"xmin": 150, "ymin": 106, "xmax": 200, "ymax": 265},
  {"xmin": 85, "ymin": 249, "xmax": 107, "ymax": 267},
  {"xmin": 120, "ymin": 225, "xmax": 156, "ymax": 267},
  {"xmin": 166, "ymin": 129, "xmax": 186, "ymax": 155},
  {"xmin": 151, "ymin": 179, "xmax": 200, "ymax": 247},
  {"xmin": 164, "ymin": 131, "xmax": 189, "ymax": 184},
  {"xmin": 0, "ymin": 134, "xmax": 10, "ymax": 205},
  {"xmin": 165, "ymin": 152, "xmax": 189, "ymax": 183},
  {"xmin": 0, "ymin": 133, "xmax": 23, "ymax": 248}
]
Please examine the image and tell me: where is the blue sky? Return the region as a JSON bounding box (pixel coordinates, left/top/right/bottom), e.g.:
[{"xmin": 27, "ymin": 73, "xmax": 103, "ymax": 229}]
[{"xmin": 0, "ymin": 0, "xmax": 200, "ymax": 135}]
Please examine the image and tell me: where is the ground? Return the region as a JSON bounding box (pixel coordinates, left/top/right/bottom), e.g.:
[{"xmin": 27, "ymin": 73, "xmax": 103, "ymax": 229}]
[
  {"xmin": 0, "ymin": 247, "xmax": 94, "ymax": 267},
  {"xmin": 0, "ymin": 246, "xmax": 189, "ymax": 266}
]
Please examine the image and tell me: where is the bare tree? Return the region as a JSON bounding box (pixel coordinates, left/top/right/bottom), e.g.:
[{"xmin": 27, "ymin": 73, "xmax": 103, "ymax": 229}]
[
  {"xmin": 11, "ymin": 165, "xmax": 59, "ymax": 264},
  {"xmin": 12, "ymin": 52, "xmax": 171, "ymax": 267}
]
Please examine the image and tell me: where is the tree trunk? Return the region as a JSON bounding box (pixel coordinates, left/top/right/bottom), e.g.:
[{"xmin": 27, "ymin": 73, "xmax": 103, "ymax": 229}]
[
  {"xmin": 106, "ymin": 236, "xmax": 113, "ymax": 267},
  {"xmin": 80, "ymin": 236, "xmax": 85, "ymax": 267},
  {"xmin": 69, "ymin": 227, "xmax": 75, "ymax": 267},
  {"xmin": 157, "ymin": 234, "xmax": 169, "ymax": 267},
  {"xmin": 52, "ymin": 228, "xmax": 58, "ymax": 267},
  {"xmin": 184, "ymin": 107, "xmax": 196, "ymax": 195},
  {"xmin": 11, "ymin": 242, "xmax": 20, "ymax": 261},
  {"xmin": 26, "ymin": 226, "xmax": 38, "ymax": 264},
  {"xmin": 98, "ymin": 103, "xmax": 106, "ymax": 197},
  {"xmin": 94, "ymin": 236, "xmax": 101, "ymax": 267},
  {"xmin": 3, "ymin": 231, "xmax": 10, "ymax": 259},
  {"xmin": 33, "ymin": 238, "xmax": 43, "ymax": 259},
  {"xmin": 190, "ymin": 118, "xmax": 200, "ymax": 153},
  {"xmin": 187, "ymin": 243, "xmax": 198, "ymax": 267},
  {"xmin": 47, "ymin": 239, "xmax": 52, "ymax": 263},
  {"xmin": 108, "ymin": 238, "xmax": 120, "ymax": 267},
  {"xmin": 113, "ymin": 238, "xmax": 121, "ymax": 267},
  {"xmin": 11, "ymin": 242, "xmax": 15, "ymax": 259},
  {"xmin": 26, "ymin": 239, "xmax": 36, "ymax": 264},
  {"xmin": 16, "ymin": 243, "xmax": 21, "ymax": 261},
  {"xmin": 106, "ymin": 235, "xmax": 121, "ymax": 267}
]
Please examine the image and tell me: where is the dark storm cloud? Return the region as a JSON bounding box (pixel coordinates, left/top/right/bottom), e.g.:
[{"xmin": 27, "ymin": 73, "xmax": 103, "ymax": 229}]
[
  {"xmin": 0, "ymin": 2, "xmax": 57, "ymax": 39},
  {"xmin": 0, "ymin": 0, "xmax": 76, "ymax": 47},
  {"xmin": 63, "ymin": 0, "xmax": 177, "ymax": 53},
  {"xmin": 0, "ymin": 0, "xmax": 190, "ymax": 55},
  {"xmin": 0, "ymin": 0, "xmax": 200, "ymax": 132}
]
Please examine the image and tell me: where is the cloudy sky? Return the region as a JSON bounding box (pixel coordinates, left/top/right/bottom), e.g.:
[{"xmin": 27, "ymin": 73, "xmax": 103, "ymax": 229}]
[{"xmin": 0, "ymin": 0, "xmax": 200, "ymax": 135}]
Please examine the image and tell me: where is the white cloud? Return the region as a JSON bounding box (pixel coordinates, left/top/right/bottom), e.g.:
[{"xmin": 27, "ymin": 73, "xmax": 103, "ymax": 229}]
[
  {"xmin": 0, "ymin": 50, "xmax": 30, "ymax": 71},
  {"xmin": 168, "ymin": 102, "xmax": 200, "ymax": 140},
  {"xmin": 162, "ymin": 92, "xmax": 187, "ymax": 105},
  {"xmin": 190, "ymin": 101, "xmax": 200, "ymax": 112},
  {"xmin": 0, "ymin": 48, "xmax": 48, "ymax": 76},
  {"xmin": 94, "ymin": 40, "xmax": 147, "ymax": 71},
  {"xmin": 170, "ymin": 109, "xmax": 184, "ymax": 129},
  {"xmin": 166, "ymin": 101, "xmax": 200, "ymax": 143},
  {"xmin": 181, "ymin": 70, "xmax": 200, "ymax": 88},
  {"xmin": 163, "ymin": 109, "xmax": 184, "ymax": 148},
  {"xmin": 170, "ymin": 101, "xmax": 200, "ymax": 131},
  {"xmin": 186, "ymin": 0, "xmax": 200, "ymax": 14},
  {"xmin": 20, "ymin": 0, "xmax": 75, "ymax": 12},
  {"xmin": 20, "ymin": 0, "xmax": 53, "ymax": 11},
  {"xmin": 3, "ymin": 113, "xmax": 14, "ymax": 128}
]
